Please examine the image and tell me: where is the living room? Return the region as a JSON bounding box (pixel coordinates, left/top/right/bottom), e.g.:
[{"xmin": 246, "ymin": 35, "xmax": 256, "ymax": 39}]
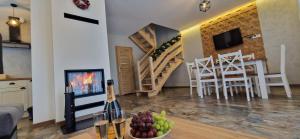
[{"xmin": 0, "ymin": 0, "xmax": 300, "ymax": 139}]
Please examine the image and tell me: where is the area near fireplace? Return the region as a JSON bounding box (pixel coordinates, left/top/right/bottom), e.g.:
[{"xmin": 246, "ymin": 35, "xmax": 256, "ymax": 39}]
[{"xmin": 64, "ymin": 69, "xmax": 105, "ymax": 98}]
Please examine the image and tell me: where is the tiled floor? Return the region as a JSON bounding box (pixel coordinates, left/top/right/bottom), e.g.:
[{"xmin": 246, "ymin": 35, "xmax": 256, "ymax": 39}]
[{"xmin": 18, "ymin": 87, "xmax": 300, "ymax": 139}]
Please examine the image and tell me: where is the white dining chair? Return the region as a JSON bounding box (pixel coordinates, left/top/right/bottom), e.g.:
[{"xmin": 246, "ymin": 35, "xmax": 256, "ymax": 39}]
[
  {"xmin": 265, "ymin": 44, "xmax": 292, "ymax": 98},
  {"xmin": 186, "ymin": 62, "xmax": 197, "ymax": 96},
  {"xmin": 218, "ymin": 50, "xmax": 254, "ymax": 101},
  {"xmin": 195, "ymin": 56, "xmax": 220, "ymax": 99}
]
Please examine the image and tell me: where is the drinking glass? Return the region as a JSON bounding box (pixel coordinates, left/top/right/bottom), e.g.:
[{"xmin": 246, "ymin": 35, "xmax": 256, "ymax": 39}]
[
  {"xmin": 94, "ymin": 111, "xmax": 109, "ymax": 139},
  {"xmin": 111, "ymin": 109, "xmax": 126, "ymax": 139}
]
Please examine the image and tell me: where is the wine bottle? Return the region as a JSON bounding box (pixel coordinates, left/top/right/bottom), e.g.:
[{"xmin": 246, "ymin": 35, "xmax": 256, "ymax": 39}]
[{"xmin": 104, "ymin": 80, "xmax": 121, "ymax": 139}]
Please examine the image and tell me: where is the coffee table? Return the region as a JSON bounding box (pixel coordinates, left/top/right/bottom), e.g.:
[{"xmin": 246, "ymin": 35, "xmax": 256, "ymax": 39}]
[{"xmin": 70, "ymin": 116, "xmax": 265, "ymax": 139}]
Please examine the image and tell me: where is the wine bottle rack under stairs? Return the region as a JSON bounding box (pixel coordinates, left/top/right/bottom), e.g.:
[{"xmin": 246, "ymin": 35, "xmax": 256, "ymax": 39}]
[{"xmin": 136, "ymin": 40, "xmax": 184, "ymax": 97}]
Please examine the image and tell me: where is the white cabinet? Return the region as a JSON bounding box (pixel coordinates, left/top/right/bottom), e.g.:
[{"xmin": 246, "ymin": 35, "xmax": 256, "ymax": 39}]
[{"xmin": 0, "ymin": 80, "xmax": 32, "ymax": 111}]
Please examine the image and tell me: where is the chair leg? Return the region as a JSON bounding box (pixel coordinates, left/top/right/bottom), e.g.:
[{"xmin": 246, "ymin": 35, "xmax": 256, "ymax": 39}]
[
  {"xmin": 249, "ymin": 79, "xmax": 254, "ymax": 98},
  {"xmin": 223, "ymin": 81, "xmax": 228, "ymax": 100},
  {"xmin": 229, "ymin": 82, "xmax": 233, "ymax": 97},
  {"xmin": 207, "ymin": 83, "xmax": 212, "ymax": 96},
  {"xmin": 203, "ymin": 83, "xmax": 207, "ymax": 96},
  {"xmin": 244, "ymin": 80, "xmax": 250, "ymax": 101},
  {"xmin": 234, "ymin": 81, "xmax": 238, "ymax": 95},
  {"xmin": 215, "ymin": 80, "xmax": 220, "ymax": 100},
  {"xmin": 190, "ymin": 83, "xmax": 193, "ymax": 96},
  {"xmin": 282, "ymin": 74, "xmax": 292, "ymax": 98},
  {"xmin": 198, "ymin": 82, "xmax": 204, "ymax": 98},
  {"xmin": 254, "ymin": 77, "xmax": 261, "ymax": 97}
]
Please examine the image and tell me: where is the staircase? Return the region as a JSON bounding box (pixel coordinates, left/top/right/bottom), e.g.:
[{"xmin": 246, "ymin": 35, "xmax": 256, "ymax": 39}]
[
  {"xmin": 129, "ymin": 24, "xmax": 184, "ymax": 97},
  {"xmin": 129, "ymin": 24, "xmax": 157, "ymax": 53}
]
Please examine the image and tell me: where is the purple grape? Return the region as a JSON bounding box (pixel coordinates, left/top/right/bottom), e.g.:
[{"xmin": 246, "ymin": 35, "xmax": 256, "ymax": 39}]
[
  {"xmin": 142, "ymin": 132, "xmax": 147, "ymax": 138},
  {"xmin": 146, "ymin": 123, "xmax": 152, "ymax": 128},
  {"xmin": 135, "ymin": 131, "xmax": 141, "ymax": 138},
  {"xmin": 147, "ymin": 130, "xmax": 154, "ymax": 138}
]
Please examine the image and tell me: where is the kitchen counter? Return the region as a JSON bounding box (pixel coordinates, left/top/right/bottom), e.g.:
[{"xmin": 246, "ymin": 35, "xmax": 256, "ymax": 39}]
[{"xmin": 0, "ymin": 77, "xmax": 32, "ymax": 81}]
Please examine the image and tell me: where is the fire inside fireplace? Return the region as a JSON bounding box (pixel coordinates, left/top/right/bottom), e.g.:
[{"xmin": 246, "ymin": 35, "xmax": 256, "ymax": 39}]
[{"xmin": 65, "ymin": 69, "xmax": 105, "ymax": 98}]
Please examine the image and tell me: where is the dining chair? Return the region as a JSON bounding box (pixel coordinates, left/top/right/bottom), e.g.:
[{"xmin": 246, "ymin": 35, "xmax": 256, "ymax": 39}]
[
  {"xmin": 186, "ymin": 62, "xmax": 197, "ymax": 96},
  {"xmin": 195, "ymin": 56, "xmax": 220, "ymax": 99},
  {"xmin": 218, "ymin": 50, "xmax": 254, "ymax": 101},
  {"xmin": 265, "ymin": 44, "xmax": 292, "ymax": 98}
]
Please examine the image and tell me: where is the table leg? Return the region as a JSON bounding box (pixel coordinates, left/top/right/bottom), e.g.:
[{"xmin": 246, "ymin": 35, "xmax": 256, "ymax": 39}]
[{"xmin": 256, "ymin": 61, "xmax": 268, "ymax": 99}]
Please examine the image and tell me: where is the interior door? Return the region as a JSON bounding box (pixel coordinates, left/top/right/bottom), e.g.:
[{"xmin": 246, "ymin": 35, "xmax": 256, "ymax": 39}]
[{"xmin": 116, "ymin": 46, "xmax": 135, "ymax": 95}]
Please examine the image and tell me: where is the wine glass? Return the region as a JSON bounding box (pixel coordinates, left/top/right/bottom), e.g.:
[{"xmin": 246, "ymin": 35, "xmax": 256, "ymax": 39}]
[
  {"xmin": 111, "ymin": 109, "xmax": 126, "ymax": 139},
  {"xmin": 93, "ymin": 111, "xmax": 109, "ymax": 139}
]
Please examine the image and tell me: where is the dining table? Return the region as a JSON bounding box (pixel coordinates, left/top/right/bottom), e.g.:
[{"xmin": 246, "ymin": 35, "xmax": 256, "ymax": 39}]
[
  {"xmin": 194, "ymin": 58, "xmax": 269, "ymax": 99},
  {"xmin": 69, "ymin": 116, "xmax": 266, "ymax": 139}
]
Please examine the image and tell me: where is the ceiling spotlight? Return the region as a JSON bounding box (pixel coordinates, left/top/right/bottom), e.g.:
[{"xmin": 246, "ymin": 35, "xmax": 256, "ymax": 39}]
[{"xmin": 199, "ymin": 0, "xmax": 211, "ymax": 12}]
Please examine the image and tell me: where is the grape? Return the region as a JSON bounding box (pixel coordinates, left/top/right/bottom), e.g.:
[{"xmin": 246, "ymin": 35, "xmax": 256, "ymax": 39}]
[
  {"xmin": 163, "ymin": 122, "xmax": 169, "ymax": 130},
  {"xmin": 157, "ymin": 131, "xmax": 163, "ymax": 136},
  {"xmin": 135, "ymin": 131, "xmax": 141, "ymax": 138},
  {"xmin": 158, "ymin": 120, "xmax": 164, "ymax": 126},
  {"xmin": 147, "ymin": 130, "xmax": 154, "ymax": 138},
  {"xmin": 160, "ymin": 110, "xmax": 166, "ymax": 117},
  {"xmin": 155, "ymin": 124, "xmax": 160, "ymax": 130},
  {"xmin": 142, "ymin": 132, "xmax": 147, "ymax": 138},
  {"xmin": 146, "ymin": 123, "xmax": 152, "ymax": 128}
]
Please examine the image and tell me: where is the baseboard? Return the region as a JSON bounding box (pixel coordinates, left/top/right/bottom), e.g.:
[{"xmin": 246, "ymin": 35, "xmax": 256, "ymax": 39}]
[{"xmin": 32, "ymin": 120, "xmax": 55, "ymax": 129}]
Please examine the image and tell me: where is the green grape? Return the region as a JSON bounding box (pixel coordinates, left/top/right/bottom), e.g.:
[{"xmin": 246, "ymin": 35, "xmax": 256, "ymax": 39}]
[
  {"xmin": 158, "ymin": 120, "xmax": 164, "ymax": 126},
  {"xmin": 157, "ymin": 131, "xmax": 164, "ymax": 136},
  {"xmin": 163, "ymin": 129, "xmax": 168, "ymax": 134},
  {"xmin": 163, "ymin": 122, "xmax": 169, "ymax": 130},
  {"xmin": 160, "ymin": 110, "xmax": 166, "ymax": 117},
  {"xmin": 155, "ymin": 124, "xmax": 161, "ymax": 130}
]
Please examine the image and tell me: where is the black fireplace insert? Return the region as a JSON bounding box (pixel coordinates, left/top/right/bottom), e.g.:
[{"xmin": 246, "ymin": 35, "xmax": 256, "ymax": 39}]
[{"xmin": 65, "ymin": 69, "xmax": 105, "ymax": 98}]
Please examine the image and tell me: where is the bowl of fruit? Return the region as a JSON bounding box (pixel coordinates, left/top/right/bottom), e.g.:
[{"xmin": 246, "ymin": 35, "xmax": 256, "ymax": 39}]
[{"xmin": 129, "ymin": 111, "xmax": 174, "ymax": 139}]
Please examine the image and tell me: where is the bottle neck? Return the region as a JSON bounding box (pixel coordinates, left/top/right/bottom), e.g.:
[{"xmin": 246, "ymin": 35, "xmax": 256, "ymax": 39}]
[{"xmin": 107, "ymin": 85, "xmax": 116, "ymax": 102}]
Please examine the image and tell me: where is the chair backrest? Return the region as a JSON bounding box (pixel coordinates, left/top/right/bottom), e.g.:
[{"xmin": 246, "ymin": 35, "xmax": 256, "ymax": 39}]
[
  {"xmin": 218, "ymin": 50, "xmax": 247, "ymax": 77},
  {"xmin": 280, "ymin": 44, "xmax": 286, "ymax": 74},
  {"xmin": 194, "ymin": 56, "xmax": 217, "ymax": 80},
  {"xmin": 186, "ymin": 62, "xmax": 196, "ymax": 81}
]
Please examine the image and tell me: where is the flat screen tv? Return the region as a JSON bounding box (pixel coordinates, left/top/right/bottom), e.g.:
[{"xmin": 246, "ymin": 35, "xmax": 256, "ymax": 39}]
[{"xmin": 213, "ymin": 28, "xmax": 243, "ymax": 50}]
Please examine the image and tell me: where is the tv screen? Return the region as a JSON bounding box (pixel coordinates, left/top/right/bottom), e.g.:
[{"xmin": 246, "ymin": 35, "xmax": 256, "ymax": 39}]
[
  {"xmin": 65, "ymin": 69, "xmax": 105, "ymax": 98},
  {"xmin": 213, "ymin": 28, "xmax": 243, "ymax": 50}
]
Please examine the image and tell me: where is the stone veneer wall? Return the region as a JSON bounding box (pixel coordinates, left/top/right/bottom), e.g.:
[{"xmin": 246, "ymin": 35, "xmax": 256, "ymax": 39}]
[{"xmin": 200, "ymin": 3, "xmax": 266, "ymax": 59}]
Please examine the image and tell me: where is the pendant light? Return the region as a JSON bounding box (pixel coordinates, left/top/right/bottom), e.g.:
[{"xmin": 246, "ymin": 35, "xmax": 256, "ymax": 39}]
[
  {"xmin": 199, "ymin": 0, "xmax": 211, "ymax": 12},
  {"xmin": 6, "ymin": 3, "xmax": 21, "ymax": 27}
]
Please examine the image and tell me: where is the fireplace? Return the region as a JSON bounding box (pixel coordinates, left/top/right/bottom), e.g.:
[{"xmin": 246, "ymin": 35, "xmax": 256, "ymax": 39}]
[{"xmin": 65, "ymin": 69, "xmax": 105, "ymax": 98}]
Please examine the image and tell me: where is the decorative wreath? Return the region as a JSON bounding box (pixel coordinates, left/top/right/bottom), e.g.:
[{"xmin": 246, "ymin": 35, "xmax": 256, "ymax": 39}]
[{"xmin": 73, "ymin": 0, "xmax": 90, "ymax": 10}]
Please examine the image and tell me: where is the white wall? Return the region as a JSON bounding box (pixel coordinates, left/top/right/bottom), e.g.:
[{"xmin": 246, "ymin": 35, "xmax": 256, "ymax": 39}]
[
  {"xmin": 107, "ymin": 33, "xmax": 144, "ymax": 95},
  {"xmin": 31, "ymin": 0, "xmax": 55, "ymax": 124},
  {"xmin": 31, "ymin": 0, "xmax": 111, "ymax": 123},
  {"xmin": 165, "ymin": 26, "xmax": 204, "ymax": 87},
  {"xmin": 51, "ymin": 0, "xmax": 111, "ymax": 122},
  {"xmin": 256, "ymin": 0, "xmax": 300, "ymax": 84}
]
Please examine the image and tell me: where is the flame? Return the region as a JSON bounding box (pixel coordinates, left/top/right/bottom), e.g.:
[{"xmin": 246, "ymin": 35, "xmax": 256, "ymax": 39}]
[
  {"xmin": 83, "ymin": 73, "xmax": 94, "ymax": 85},
  {"xmin": 69, "ymin": 72, "xmax": 95, "ymax": 93}
]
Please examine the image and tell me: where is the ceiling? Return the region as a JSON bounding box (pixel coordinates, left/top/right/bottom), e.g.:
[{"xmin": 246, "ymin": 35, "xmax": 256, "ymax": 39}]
[
  {"xmin": 0, "ymin": 0, "xmax": 30, "ymax": 20},
  {"xmin": 105, "ymin": 0, "xmax": 252, "ymax": 36}
]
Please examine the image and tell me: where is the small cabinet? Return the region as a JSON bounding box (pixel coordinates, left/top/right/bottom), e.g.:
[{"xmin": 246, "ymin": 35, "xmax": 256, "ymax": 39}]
[{"xmin": 0, "ymin": 80, "xmax": 32, "ymax": 111}]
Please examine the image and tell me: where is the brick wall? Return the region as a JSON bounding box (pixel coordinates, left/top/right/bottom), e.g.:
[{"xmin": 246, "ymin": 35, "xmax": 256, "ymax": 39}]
[{"xmin": 200, "ymin": 3, "xmax": 266, "ymax": 60}]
